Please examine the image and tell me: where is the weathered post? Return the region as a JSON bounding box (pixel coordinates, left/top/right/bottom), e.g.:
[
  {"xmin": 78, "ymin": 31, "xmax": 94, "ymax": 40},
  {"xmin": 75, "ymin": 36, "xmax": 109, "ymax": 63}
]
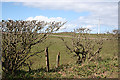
[
  {"xmin": 45, "ymin": 47, "xmax": 49, "ymax": 72},
  {"xmin": 56, "ymin": 52, "xmax": 60, "ymax": 68}
]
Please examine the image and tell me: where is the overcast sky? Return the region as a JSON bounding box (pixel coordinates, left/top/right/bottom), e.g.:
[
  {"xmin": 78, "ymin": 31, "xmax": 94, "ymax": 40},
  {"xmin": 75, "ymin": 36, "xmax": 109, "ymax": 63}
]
[{"xmin": 1, "ymin": 0, "xmax": 119, "ymax": 33}]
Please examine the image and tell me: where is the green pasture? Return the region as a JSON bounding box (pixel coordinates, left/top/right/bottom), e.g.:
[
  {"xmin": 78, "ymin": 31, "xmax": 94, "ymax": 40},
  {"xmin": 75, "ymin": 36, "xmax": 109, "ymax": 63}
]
[{"xmin": 2, "ymin": 33, "xmax": 118, "ymax": 78}]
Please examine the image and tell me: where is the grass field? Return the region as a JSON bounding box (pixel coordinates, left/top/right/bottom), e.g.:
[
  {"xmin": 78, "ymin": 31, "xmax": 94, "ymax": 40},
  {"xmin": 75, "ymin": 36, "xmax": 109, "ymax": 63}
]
[{"xmin": 2, "ymin": 33, "xmax": 118, "ymax": 79}]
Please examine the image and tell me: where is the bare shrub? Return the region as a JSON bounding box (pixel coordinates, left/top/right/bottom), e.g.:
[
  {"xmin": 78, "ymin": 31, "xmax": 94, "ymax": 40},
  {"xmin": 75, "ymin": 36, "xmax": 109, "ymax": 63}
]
[
  {"xmin": 1, "ymin": 20, "xmax": 66, "ymax": 74},
  {"xmin": 60, "ymin": 28, "xmax": 103, "ymax": 64}
]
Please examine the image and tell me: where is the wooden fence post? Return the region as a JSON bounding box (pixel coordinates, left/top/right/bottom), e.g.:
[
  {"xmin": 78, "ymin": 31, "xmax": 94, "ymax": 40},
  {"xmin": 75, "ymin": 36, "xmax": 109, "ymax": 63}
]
[
  {"xmin": 56, "ymin": 52, "xmax": 60, "ymax": 68},
  {"xmin": 45, "ymin": 47, "xmax": 49, "ymax": 72}
]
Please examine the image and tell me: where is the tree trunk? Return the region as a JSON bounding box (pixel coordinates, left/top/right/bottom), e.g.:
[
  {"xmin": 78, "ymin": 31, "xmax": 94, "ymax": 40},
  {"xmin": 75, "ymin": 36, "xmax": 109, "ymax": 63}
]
[{"xmin": 76, "ymin": 54, "xmax": 82, "ymax": 64}]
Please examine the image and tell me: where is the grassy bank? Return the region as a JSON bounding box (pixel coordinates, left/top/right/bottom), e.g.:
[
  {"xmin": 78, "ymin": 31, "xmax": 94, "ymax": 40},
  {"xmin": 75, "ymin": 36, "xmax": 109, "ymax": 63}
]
[{"xmin": 2, "ymin": 33, "xmax": 118, "ymax": 79}]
